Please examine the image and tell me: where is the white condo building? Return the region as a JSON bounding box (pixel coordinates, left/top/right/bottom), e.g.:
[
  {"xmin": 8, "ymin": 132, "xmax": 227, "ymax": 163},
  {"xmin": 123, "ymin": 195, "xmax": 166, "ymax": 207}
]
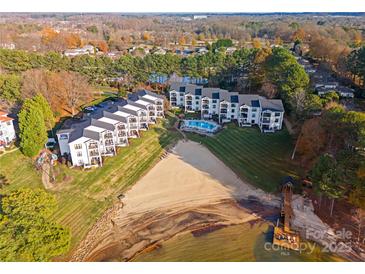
[
  {"xmin": 0, "ymin": 111, "xmax": 16, "ymax": 148},
  {"xmin": 56, "ymin": 90, "xmax": 164, "ymax": 168},
  {"xmin": 169, "ymin": 83, "xmax": 284, "ymax": 133}
]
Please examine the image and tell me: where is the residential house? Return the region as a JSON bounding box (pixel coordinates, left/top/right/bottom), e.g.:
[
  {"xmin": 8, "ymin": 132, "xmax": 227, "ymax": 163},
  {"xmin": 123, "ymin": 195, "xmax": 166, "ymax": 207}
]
[
  {"xmin": 169, "ymin": 83, "xmax": 284, "ymax": 133},
  {"xmin": 0, "ymin": 111, "xmax": 16, "ymax": 148}
]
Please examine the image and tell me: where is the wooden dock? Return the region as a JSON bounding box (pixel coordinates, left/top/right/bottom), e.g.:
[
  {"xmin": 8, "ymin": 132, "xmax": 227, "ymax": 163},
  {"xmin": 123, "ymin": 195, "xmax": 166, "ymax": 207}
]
[{"xmin": 273, "ymin": 180, "xmax": 300, "ymax": 251}]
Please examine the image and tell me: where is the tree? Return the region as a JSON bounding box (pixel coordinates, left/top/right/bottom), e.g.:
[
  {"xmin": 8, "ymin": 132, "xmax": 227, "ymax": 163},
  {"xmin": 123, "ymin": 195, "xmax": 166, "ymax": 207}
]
[
  {"xmin": 265, "ymin": 47, "xmax": 309, "ymax": 103},
  {"xmin": 86, "ymin": 25, "xmax": 98, "ymax": 34},
  {"xmin": 0, "ymin": 188, "xmax": 70, "ymax": 261},
  {"xmin": 32, "ymin": 94, "xmax": 55, "ymax": 130},
  {"xmin": 18, "ymin": 97, "xmax": 48, "ymax": 157},
  {"xmin": 142, "ymin": 32, "xmax": 151, "ymax": 41},
  {"xmin": 311, "ymin": 154, "xmax": 345, "ymax": 216},
  {"xmin": 0, "ymin": 73, "xmax": 21, "ymax": 103},
  {"xmin": 59, "ymin": 71, "xmax": 92, "ymax": 116},
  {"xmin": 212, "ymin": 39, "xmax": 233, "ymax": 50}
]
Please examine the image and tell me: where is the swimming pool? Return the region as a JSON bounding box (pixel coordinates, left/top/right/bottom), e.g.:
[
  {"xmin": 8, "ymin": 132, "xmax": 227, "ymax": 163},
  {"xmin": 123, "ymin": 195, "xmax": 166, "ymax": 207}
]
[{"xmin": 182, "ymin": 120, "xmax": 220, "ymax": 134}]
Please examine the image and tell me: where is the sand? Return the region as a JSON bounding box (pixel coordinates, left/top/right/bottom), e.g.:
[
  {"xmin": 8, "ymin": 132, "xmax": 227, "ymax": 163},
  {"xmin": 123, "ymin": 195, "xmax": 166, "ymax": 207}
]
[{"xmin": 70, "ymin": 141, "xmax": 280, "ymax": 262}]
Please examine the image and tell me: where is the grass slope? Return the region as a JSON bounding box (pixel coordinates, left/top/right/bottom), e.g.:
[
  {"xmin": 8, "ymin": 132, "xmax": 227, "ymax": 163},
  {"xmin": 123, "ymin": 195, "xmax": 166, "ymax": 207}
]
[
  {"xmin": 187, "ymin": 124, "xmax": 300, "ymax": 192},
  {"xmin": 0, "ymin": 115, "xmax": 181, "ymax": 257}
]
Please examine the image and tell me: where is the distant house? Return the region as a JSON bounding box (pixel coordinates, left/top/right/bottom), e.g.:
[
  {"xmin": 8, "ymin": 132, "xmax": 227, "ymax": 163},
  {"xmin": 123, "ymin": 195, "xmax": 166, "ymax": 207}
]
[
  {"xmin": 0, "ymin": 43, "xmax": 16, "ymax": 50},
  {"xmin": 337, "ymin": 86, "xmax": 355, "ymax": 98},
  {"xmin": 64, "ymin": 45, "xmax": 95, "ymax": 57},
  {"xmin": 316, "ymin": 85, "xmax": 355, "ymax": 98},
  {"xmin": 56, "ymin": 90, "xmax": 164, "ymax": 168},
  {"xmin": 169, "ymin": 83, "xmax": 284, "ymax": 133},
  {"xmin": 0, "ymin": 111, "xmax": 16, "ymax": 148},
  {"xmin": 193, "ymin": 15, "xmax": 208, "ymax": 20},
  {"xmin": 153, "ymin": 48, "xmax": 167, "ymax": 55},
  {"xmin": 225, "ymin": 47, "xmax": 237, "ymax": 54}
]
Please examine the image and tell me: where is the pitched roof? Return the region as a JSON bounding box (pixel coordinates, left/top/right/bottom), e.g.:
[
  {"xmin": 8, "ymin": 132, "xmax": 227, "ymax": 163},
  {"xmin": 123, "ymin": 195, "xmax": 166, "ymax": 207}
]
[{"xmin": 260, "ymin": 98, "xmax": 284, "ymax": 112}]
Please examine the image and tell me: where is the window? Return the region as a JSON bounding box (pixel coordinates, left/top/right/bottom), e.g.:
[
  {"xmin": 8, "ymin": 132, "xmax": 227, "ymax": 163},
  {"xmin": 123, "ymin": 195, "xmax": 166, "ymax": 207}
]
[
  {"xmin": 195, "ymin": 96, "xmax": 200, "ymax": 100},
  {"xmin": 212, "ymin": 100, "xmax": 217, "ymax": 103},
  {"xmin": 252, "ymin": 113, "xmax": 256, "ymax": 118},
  {"xmin": 275, "ymin": 119, "xmax": 279, "ymax": 123},
  {"xmin": 77, "ymin": 151, "xmax": 82, "ymax": 157},
  {"xmin": 212, "ymin": 105, "xmax": 216, "ymax": 108},
  {"xmin": 275, "ymin": 112, "xmax": 281, "ymax": 117},
  {"xmin": 231, "ymin": 104, "xmax": 235, "ymax": 108},
  {"xmin": 196, "ymin": 101, "xmax": 199, "ymax": 105},
  {"xmin": 6, "ymin": 121, "xmax": 11, "ymax": 126},
  {"xmin": 251, "ymin": 120, "xmax": 255, "ymax": 123},
  {"xmin": 74, "ymin": 144, "xmax": 82, "ymax": 150},
  {"xmin": 231, "ymin": 115, "xmax": 234, "ymax": 118},
  {"xmin": 78, "ymin": 160, "xmax": 84, "ymax": 165},
  {"xmin": 231, "ymin": 109, "xmax": 235, "ymax": 113},
  {"xmin": 252, "ymin": 108, "xmax": 257, "ymax": 112}
]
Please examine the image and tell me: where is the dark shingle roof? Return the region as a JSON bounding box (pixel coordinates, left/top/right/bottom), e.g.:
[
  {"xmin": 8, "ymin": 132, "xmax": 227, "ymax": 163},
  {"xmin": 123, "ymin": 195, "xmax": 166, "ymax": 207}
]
[{"xmin": 91, "ymin": 119, "xmax": 115, "ymax": 131}]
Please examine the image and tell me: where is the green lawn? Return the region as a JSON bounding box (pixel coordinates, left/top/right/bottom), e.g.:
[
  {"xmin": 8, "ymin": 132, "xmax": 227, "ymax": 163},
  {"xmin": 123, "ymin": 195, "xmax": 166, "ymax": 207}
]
[
  {"xmin": 186, "ymin": 124, "xmax": 300, "ymax": 192},
  {"xmin": 0, "ymin": 115, "xmax": 181, "ymax": 258}
]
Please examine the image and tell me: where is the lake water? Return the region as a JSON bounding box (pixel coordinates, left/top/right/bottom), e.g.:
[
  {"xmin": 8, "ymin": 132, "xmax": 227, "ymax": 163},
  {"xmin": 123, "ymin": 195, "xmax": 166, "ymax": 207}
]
[{"xmin": 132, "ymin": 222, "xmax": 345, "ymax": 262}]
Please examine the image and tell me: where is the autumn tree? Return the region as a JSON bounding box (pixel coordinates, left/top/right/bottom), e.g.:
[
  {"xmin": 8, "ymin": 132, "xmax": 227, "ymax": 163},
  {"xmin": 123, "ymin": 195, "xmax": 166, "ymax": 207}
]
[{"xmin": 59, "ymin": 71, "xmax": 92, "ymax": 116}]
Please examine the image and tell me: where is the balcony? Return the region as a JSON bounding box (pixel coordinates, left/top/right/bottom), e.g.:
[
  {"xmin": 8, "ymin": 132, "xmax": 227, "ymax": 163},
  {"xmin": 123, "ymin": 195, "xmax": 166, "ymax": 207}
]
[
  {"xmin": 262, "ymin": 118, "xmax": 271, "ymax": 124},
  {"xmin": 129, "ymin": 123, "xmax": 138, "ymax": 129},
  {"xmin": 118, "ymin": 131, "xmax": 126, "ymax": 137},
  {"xmin": 240, "ymin": 113, "xmax": 248, "ymax": 118},
  {"xmin": 105, "ymin": 139, "xmax": 114, "ymax": 146},
  {"xmin": 88, "ymin": 143, "xmax": 98, "ymax": 150},
  {"xmin": 129, "ymin": 118, "xmax": 137, "ymax": 123},
  {"xmin": 89, "ymin": 149, "xmax": 99, "ymax": 157},
  {"xmin": 140, "ymin": 117, "xmax": 148, "ymax": 122},
  {"xmin": 202, "ymin": 99, "xmax": 209, "ymax": 105},
  {"xmin": 148, "ymin": 106, "xmax": 155, "ymax": 111},
  {"xmin": 104, "ymin": 147, "xmax": 115, "ymax": 155},
  {"xmin": 202, "ymin": 110, "xmax": 209, "ymax": 115},
  {"xmin": 156, "ymin": 101, "xmax": 163, "ymax": 106},
  {"xmin": 240, "ymin": 108, "xmax": 248, "ymax": 113},
  {"xmin": 202, "ymin": 105, "xmax": 209, "ymax": 110},
  {"xmin": 221, "ymin": 104, "xmax": 228, "ymax": 109},
  {"xmin": 90, "ymin": 157, "xmax": 100, "ymax": 166},
  {"xmin": 186, "ymin": 96, "xmax": 193, "ymax": 101},
  {"xmin": 186, "ymin": 106, "xmax": 193, "ymax": 111},
  {"xmin": 156, "ymin": 106, "xmax": 163, "ymax": 111},
  {"xmin": 117, "ymin": 124, "xmax": 126, "ymax": 130},
  {"xmin": 104, "ymin": 133, "xmax": 113, "ymax": 139},
  {"xmin": 220, "ymin": 109, "xmax": 227, "ymax": 114},
  {"xmin": 186, "ymin": 101, "xmax": 192, "ymax": 106},
  {"xmin": 149, "ymin": 111, "xmax": 155, "ymax": 116}
]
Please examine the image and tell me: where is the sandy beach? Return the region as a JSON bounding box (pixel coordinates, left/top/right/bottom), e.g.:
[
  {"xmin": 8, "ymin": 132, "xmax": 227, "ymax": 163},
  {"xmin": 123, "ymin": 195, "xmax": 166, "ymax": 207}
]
[{"xmin": 70, "ymin": 140, "xmax": 280, "ymax": 261}]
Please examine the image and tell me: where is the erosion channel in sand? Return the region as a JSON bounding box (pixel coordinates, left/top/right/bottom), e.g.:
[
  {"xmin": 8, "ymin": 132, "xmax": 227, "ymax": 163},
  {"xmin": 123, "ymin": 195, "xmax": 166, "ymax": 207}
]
[{"xmin": 70, "ymin": 140, "xmax": 280, "ymax": 262}]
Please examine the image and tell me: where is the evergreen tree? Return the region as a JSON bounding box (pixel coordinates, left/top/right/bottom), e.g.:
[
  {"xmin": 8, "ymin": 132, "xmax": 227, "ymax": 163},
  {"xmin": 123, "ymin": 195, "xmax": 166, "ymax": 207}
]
[
  {"xmin": 18, "ymin": 98, "xmax": 48, "ymax": 157},
  {"xmin": 32, "ymin": 94, "xmax": 55, "ymax": 130},
  {"xmin": 0, "ymin": 188, "xmax": 71, "ymax": 261}
]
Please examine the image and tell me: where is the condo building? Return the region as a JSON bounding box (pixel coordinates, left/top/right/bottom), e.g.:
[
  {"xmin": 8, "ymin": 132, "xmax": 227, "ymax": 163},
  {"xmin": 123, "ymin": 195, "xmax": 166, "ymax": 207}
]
[
  {"xmin": 56, "ymin": 90, "xmax": 164, "ymax": 168},
  {"xmin": 169, "ymin": 83, "xmax": 284, "ymax": 133}
]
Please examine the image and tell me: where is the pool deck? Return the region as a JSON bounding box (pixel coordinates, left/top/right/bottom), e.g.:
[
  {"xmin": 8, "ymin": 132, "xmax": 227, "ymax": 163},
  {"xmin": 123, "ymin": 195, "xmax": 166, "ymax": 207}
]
[{"xmin": 180, "ymin": 119, "xmax": 221, "ymax": 136}]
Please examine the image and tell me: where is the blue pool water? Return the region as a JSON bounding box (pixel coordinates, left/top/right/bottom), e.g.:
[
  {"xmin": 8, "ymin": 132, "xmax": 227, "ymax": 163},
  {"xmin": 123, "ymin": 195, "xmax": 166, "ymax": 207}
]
[{"xmin": 184, "ymin": 120, "xmax": 218, "ymax": 132}]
